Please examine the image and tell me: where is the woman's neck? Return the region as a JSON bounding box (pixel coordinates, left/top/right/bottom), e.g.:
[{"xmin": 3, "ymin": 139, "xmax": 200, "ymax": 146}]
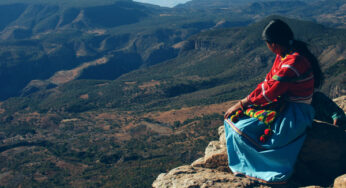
[{"xmin": 279, "ymin": 47, "xmax": 292, "ymax": 58}]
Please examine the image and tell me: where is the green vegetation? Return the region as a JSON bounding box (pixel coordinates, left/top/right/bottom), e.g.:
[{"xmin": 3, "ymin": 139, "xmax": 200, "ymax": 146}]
[
  {"xmin": 0, "ymin": 0, "xmax": 345, "ymax": 187},
  {"xmin": 325, "ymin": 59, "xmax": 346, "ymax": 76},
  {"xmin": 1, "ymin": 16, "xmax": 344, "ymax": 187},
  {"xmin": 0, "ymin": 0, "xmax": 344, "ymax": 100},
  {"xmin": 0, "ymin": 112, "xmax": 223, "ymax": 187}
]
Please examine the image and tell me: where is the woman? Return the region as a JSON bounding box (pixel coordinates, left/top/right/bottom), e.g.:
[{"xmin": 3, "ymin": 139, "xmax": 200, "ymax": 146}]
[{"xmin": 223, "ymin": 19, "xmax": 323, "ymax": 184}]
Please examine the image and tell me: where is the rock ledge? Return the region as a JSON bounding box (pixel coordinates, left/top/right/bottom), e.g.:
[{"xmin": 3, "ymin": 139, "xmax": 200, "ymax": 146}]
[{"xmin": 153, "ymin": 121, "xmax": 346, "ymax": 188}]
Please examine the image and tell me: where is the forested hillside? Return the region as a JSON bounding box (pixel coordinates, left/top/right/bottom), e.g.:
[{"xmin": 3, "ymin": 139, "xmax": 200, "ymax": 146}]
[
  {"xmin": 0, "ymin": 0, "xmax": 345, "ymax": 187},
  {"xmin": 0, "ymin": 15, "xmax": 345, "ymax": 187},
  {"xmin": 0, "ymin": 0, "xmax": 344, "ymax": 100}
]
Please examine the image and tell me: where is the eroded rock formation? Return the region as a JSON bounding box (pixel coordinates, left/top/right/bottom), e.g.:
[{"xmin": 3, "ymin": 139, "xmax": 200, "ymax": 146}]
[{"xmin": 153, "ymin": 97, "xmax": 346, "ymax": 188}]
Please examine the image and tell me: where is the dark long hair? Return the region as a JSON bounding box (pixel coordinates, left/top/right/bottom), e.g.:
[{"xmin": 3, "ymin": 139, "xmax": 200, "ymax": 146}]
[
  {"xmin": 262, "ymin": 19, "xmax": 324, "ymax": 88},
  {"xmin": 291, "ymin": 40, "xmax": 324, "ymax": 88}
]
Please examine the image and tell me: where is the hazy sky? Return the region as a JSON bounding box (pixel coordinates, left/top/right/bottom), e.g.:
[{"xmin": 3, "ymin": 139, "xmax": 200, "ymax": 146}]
[{"xmin": 133, "ymin": 0, "xmax": 191, "ymax": 7}]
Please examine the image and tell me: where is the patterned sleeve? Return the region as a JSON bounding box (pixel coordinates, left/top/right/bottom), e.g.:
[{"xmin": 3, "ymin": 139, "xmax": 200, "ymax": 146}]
[{"xmin": 247, "ymin": 55, "xmax": 306, "ymax": 105}]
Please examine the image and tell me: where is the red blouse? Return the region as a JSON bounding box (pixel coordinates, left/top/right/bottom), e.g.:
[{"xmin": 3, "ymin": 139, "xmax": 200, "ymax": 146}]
[{"xmin": 247, "ymin": 52, "xmax": 314, "ymax": 105}]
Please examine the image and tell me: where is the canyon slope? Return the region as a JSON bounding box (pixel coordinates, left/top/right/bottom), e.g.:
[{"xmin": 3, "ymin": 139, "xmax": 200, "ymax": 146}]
[{"xmin": 0, "ymin": 0, "xmax": 345, "ymax": 187}]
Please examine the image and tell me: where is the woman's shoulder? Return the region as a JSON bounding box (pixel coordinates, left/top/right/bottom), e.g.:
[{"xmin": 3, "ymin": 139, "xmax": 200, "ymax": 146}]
[
  {"xmin": 284, "ymin": 52, "xmax": 307, "ymax": 63},
  {"xmin": 281, "ymin": 52, "xmax": 311, "ymax": 74}
]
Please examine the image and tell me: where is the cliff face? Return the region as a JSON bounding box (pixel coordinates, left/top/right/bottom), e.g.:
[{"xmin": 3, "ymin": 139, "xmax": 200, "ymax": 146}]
[{"xmin": 153, "ymin": 97, "xmax": 346, "ymax": 188}]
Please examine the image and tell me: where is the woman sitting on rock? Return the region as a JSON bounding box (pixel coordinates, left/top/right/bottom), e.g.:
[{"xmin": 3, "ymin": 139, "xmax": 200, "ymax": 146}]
[{"xmin": 224, "ymin": 19, "xmax": 324, "ymax": 184}]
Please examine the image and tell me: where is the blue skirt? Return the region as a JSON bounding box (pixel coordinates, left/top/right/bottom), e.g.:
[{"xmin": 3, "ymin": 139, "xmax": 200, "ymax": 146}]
[{"xmin": 224, "ymin": 102, "xmax": 314, "ymax": 183}]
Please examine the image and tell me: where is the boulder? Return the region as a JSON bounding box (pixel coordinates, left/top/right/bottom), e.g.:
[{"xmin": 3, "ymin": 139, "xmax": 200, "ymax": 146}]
[
  {"xmin": 203, "ymin": 141, "xmax": 228, "ymax": 169},
  {"xmin": 334, "ymin": 174, "xmax": 346, "ymax": 188},
  {"xmin": 154, "ymin": 120, "xmax": 346, "ymax": 187},
  {"xmin": 333, "ymin": 96, "xmax": 345, "ymax": 112},
  {"xmin": 152, "ymin": 165, "xmax": 264, "ymax": 188},
  {"xmin": 293, "ymin": 121, "xmax": 346, "ymax": 186}
]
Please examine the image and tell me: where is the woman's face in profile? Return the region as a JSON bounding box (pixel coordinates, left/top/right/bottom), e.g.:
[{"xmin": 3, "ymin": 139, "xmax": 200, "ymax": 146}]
[
  {"xmin": 266, "ymin": 42, "xmax": 286, "ymax": 56},
  {"xmin": 266, "ymin": 42, "xmax": 277, "ymax": 54}
]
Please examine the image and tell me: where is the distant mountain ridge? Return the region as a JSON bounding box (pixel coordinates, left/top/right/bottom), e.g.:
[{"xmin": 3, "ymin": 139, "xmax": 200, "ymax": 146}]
[
  {"xmin": 0, "ymin": 12, "xmax": 345, "ymax": 188},
  {"xmin": 178, "ymin": 0, "xmax": 345, "ymax": 28},
  {"xmin": 0, "ymin": 0, "xmax": 345, "ymax": 101},
  {"xmin": 2, "ymin": 15, "xmax": 345, "ymax": 113},
  {"xmin": 0, "ymin": 1, "xmax": 150, "ymax": 38},
  {"xmin": 177, "ymin": 0, "xmax": 317, "ymax": 8},
  {"xmin": 0, "ymin": 1, "xmax": 345, "ymax": 187},
  {"xmin": 0, "ymin": 0, "xmax": 133, "ymax": 6}
]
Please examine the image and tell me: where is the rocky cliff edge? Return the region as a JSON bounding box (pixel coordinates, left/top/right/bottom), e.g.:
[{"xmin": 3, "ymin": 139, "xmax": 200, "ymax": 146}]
[{"xmin": 153, "ymin": 96, "xmax": 346, "ymax": 188}]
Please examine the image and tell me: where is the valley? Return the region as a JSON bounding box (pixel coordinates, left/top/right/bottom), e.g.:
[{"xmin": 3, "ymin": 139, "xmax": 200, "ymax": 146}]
[{"xmin": 0, "ymin": 0, "xmax": 345, "ymax": 187}]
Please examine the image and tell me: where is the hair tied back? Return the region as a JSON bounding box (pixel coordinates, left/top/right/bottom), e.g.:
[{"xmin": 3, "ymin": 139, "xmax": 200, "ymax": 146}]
[{"xmin": 289, "ymin": 40, "xmax": 294, "ymax": 46}]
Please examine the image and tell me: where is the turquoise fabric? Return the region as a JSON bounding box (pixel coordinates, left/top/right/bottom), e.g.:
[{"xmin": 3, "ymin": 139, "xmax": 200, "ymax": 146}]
[{"xmin": 224, "ymin": 102, "xmax": 314, "ymax": 183}]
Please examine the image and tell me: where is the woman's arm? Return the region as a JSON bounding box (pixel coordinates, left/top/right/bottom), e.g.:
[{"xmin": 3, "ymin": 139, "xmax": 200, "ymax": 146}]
[{"xmin": 224, "ymin": 97, "xmax": 250, "ymax": 119}]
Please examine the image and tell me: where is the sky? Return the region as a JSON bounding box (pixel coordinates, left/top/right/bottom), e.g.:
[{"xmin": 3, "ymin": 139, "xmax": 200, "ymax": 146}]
[{"xmin": 133, "ymin": 0, "xmax": 191, "ymax": 7}]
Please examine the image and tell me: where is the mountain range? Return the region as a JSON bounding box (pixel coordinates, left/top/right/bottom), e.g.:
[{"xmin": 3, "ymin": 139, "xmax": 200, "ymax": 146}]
[
  {"xmin": 0, "ymin": 0, "xmax": 345, "ymax": 100},
  {"xmin": 0, "ymin": 0, "xmax": 345, "ymax": 187}
]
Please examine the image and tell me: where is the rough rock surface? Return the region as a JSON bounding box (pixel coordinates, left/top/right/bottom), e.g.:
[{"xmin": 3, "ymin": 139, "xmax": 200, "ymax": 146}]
[
  {"xmin": 152, "ymin": 165, "xmax": 262, "ymax": 188},
  {"xmin": 333, "ymin": 96, "xmax": 346, "ymax": 112},
  {"xmin": 153, "ymin": 100, "xmax": 346, "ymax": 188},
  {"xmin": 293, "ymin": 121, "xmax": 346, "ymax": 186},
  {"xmin": 334, "ymin": 174, "xmax": 346, "ymax": 188}
]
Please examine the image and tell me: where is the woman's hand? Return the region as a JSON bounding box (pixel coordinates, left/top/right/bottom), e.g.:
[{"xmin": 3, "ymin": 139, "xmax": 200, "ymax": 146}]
[
  {"xmin": 224, "ymin": 98, "xmax": 249, "ymax": 119},
  {"xmin": 224, "ymin": 103, "xmax": 241, "ymax": 119}
]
